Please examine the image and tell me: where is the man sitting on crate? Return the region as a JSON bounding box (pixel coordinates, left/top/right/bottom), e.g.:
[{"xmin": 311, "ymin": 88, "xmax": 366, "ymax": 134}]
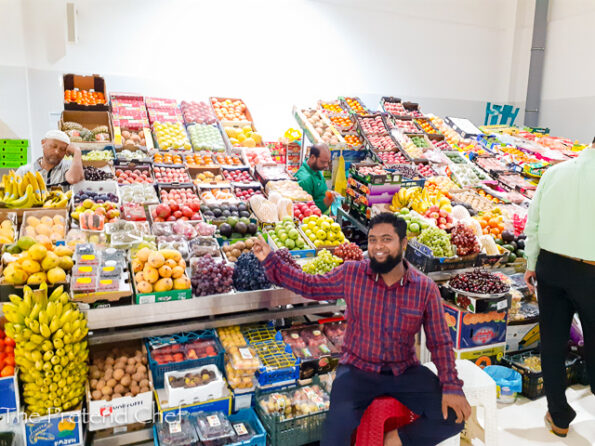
[
  {"xmin": 252, "ymin": 212, "xmax": 470, "ymax": 446},
  {"xmin": 16, "ymin": 129, "xmax": 84, "ymax": 187}
]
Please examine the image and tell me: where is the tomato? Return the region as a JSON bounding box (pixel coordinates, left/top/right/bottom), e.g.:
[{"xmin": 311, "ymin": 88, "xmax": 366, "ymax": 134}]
[
  {"xmin": 4, "ymin": 356, "xmax": 14, "ymax": 366},
  {"xmin": 4, "ymin": 345, "xmax": 13, "ymax": 354},
  {"xmin": 0, "ymin": 340, "xmax": 4, "ymax": 351},
  {"xmin": 4, "ymin": 338, "xmax": 15, "ymax": 347}
]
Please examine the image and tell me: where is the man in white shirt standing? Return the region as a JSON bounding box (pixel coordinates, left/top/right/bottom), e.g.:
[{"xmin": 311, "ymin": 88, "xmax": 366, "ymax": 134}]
[
  {"xmin": 16, "ymin": 130, "xmax": 84, "ymax": 186},
  {"xmin": 524, "ymin": 140, "xmax": 595, "ymax": 437}
]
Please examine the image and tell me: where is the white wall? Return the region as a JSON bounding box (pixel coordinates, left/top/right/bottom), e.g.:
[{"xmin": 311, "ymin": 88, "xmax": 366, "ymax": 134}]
[
  {"xmin": 539, "ymin": 0, "xmax": 595, "ymax": 141},
  {"xmin": 1, "ymin": 0, "xmax": 536, "ymax": 159}
]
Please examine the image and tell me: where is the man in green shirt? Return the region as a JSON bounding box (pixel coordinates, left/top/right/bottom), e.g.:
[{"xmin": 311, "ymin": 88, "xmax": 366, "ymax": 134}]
[
  {"xmin": 524, "ymin": 142, "xmax": 595, "ymax": 438},
  {"xmin": 295, "ymin": 143, "xmax": 333, "ymax": 213}
]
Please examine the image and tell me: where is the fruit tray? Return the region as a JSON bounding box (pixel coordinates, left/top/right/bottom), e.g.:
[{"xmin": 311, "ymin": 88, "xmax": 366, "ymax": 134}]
[
  {"xmin": 414, "ymin": 117, "xmax": 441, "ymax": 135},
  {"xmin": 404, "ymin": 239, "xmax": 475, "ymax": 274},
  {"xmin": 146, "ymin": 329, "xmax": 224, "ymax": 389},
  {"xmin": 255, "ymin": 379, "xmax": 328, "ymax": 446},
  {"xmin": 339, "ymin": 96, "xmax": 371, "ymax": 115},
  {"xmin": 355, "ymin": 114, "xmax": 388, "ymax": 137},
  {"xmin": 165, "ymin": 364, "xmax": 227, "ymax": 407},
  {"xmin": 383, "ymin": 115, "xmax": 423, "ymax": 134},
  {"xmin": 349, "ymin": 163, "xmax": 401, "ymax": 185},
  {"xmin": 503, "ymin": 351, "xmax": 581, "ymax": 400}
]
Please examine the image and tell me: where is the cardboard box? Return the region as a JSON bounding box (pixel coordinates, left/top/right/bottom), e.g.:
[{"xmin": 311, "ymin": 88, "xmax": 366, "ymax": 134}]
[
  {"xmin": 506, "ymin": 320, "xmax": 540, "ymax": 353},
  {"xmin": 452, "ymin": 291, "xmax": 509, "ymax": 314},
  {"xmin": 60, "ymin": 110, "xmax": 114, "ymax": 150},
  {"xmin": 63, "ymin": 74, "xmax": 108, "ymax": 111},
  {"xmin": 155, "ymin": 386, "xmax": 232, "ymax": 417},
  {"xmin": 133, "ymin": 278, "xmax": 192, "ymax": 305},
  {"xmin": 444, "ymin": 302, "xmax": 508, "ymax": 349},
  {"xmin": 23, "ymin": 407, "xmax": 83, "ymax": 446},
  {"xmin": 0, "ymin": 372, "xmax": 19, "ymax": 414},
  {"xmin": 453, "ymin": 342, "xmax": 506, "ymax": 369}
]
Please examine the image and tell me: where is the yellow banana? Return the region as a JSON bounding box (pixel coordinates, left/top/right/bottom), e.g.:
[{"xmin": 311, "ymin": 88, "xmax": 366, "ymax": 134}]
[{"xmin": 5, "ymin": 184, "xmax": 35, "ymax": 208}]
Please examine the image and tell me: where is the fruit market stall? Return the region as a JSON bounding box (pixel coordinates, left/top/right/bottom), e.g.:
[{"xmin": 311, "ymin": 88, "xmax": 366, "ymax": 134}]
[{"xmin": 0, "ymin": 78, "xmax": 589, "ymax": 446}]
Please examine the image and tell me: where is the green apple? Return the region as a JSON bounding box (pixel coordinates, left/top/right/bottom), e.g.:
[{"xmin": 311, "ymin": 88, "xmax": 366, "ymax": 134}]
[
  {"xmin": 409, "ymin": 222, "xmax": 420, "ymax": 233},
  {"xmin": 296, "ymin": 238, "xmax": 304, "ymax": 248},
  {"xmin": 279, "ymin": 232, "xmax": 288, "ymax": 242},
  {"xmin": 285, "ymin": 239, "xmax": 296, "ymax": 249},
  {"xmin": 288, "ymin": 229, "xmax": 299, "ymax": 240}
]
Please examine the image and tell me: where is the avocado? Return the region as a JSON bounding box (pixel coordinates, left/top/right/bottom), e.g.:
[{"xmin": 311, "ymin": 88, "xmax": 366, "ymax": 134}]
[
  {"xmin": 509, "ymin": 241, "xmax": 518, "ymax": 250},
  {"xmin": 212, "ymin": 207, "xmax": 222, "ymax": 217},
  {"xmin": 502, "ymin": 244, "xmax": 515, "ymax": 252},
  {"xmin": 221, "ymin": 210, "xmax": 230, "ymax": 217},
  {"xmin": 239, "ymin": 211, "xmax": 250, "ymax": 218}
]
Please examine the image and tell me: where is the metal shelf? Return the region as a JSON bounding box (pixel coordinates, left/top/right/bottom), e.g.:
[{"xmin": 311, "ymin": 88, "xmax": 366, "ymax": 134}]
[
  {"xmin": 84, "ymin": 288, "xmax": 316, "ymax": 330},
  {"xmin": 336, "ymin": 207, "xmax": 369, "ymax": 234}
]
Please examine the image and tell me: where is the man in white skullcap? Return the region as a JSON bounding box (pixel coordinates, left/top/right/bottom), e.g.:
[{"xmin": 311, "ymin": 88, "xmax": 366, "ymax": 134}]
[{"xmin": 16, "ymin": 130, "xmax": 84, "ymax": 186}]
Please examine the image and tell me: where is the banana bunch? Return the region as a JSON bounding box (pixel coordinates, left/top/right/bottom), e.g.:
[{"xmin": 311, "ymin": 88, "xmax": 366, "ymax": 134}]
[
  {"xmin": 1, "ymin": 171, "xmax": 49, "ymax": 208},
  {"xmin": 2, "ymin": 285, "xmax": 88, "ymax": 415},
  {"xmin": 43, "ymin": 189, "xmax": 72, "ymax": 208},
  {"xmin": 389, "ymin": 186, "xmax": 423, "ymax": 212},
  {"xmin": 390, "ymin": 186, "xmax": 451, "ymax": 215}
]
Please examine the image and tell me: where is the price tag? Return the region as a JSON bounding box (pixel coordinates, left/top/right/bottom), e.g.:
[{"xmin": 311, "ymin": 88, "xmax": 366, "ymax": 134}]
[
  {"xmin": 207, "ymin": 415, "xmax": 221, "ymax": 428},
  {"xmin": 239, "ymin": 347, "xmax": 253, "ymax": 360},
  {"xmin": 233, "ymin": 422, "xmax": 248, "ymax": 436},
  {"xmin": 168, "ymin": 420, "xmax": 182, "ymax": 434}
]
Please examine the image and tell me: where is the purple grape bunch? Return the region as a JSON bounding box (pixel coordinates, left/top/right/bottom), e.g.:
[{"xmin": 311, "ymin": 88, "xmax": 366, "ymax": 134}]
[
  {"xmin": 191, "ymin": 254, "xmax": 234, "ymax": 296},
  {"xmin": 276, "ymin": 248, "xmax": 301, "ymax": 270}
]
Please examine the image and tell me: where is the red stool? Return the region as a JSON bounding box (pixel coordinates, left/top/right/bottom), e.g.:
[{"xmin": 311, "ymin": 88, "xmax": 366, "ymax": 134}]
[{"xmin": 353, "ymin": 396, "xmax": 419, "ymax": 446}]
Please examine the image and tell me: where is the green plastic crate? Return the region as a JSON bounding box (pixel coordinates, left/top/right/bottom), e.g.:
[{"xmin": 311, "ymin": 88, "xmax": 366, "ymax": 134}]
[
  {"xmin": 2, "ymin": 153, "xmax": 26, "ymax": 161},
  {"xmin": 0, "ymin": 139, "xmax": 28, "ymax": 147},
  {"xmin": 1, "ymin": 146, "xmax": 27, "ymax": 154},
  {"xmin": 0, "ymin": 161, "xmax": 25, "ymax": 168}
]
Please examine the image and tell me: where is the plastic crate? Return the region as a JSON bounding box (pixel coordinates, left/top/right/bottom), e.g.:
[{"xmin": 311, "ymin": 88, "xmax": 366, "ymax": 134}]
[
  {"xmin": 228, "ymin": 408, "xmax": 267, "ymax": 446},
  {"xmin": 145, "ymin": 329, "xmax": 224, "ymax": 389},
  {"xmin": 241, "ymin": 323, "xmax": 278, "ymax": 344},
  {"xmin": 255, "ymin": 382, "xmax": 328, "ymax": 446},
  {"xmin": 404, "ymin": 239, "xmax": 477, "ymax": 273},
  {"xmin": 503, "ymin": 351, "xmax": 581, "ymax": 400},
  {"xmin": 252, "ymin": 340, "xmax": 300, "ymax": 387}
]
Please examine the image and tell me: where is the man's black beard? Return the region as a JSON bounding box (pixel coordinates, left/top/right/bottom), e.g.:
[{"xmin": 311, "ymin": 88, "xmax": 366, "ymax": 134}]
[{"xmin": 369, "ymin": 251, "xmax": 403, "ymax": 274}]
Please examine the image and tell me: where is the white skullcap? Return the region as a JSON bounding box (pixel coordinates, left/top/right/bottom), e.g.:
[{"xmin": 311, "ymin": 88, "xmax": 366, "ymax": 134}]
[{"xmin": 44, "ymin": 130, "xmax": 70, "ymax": 145}]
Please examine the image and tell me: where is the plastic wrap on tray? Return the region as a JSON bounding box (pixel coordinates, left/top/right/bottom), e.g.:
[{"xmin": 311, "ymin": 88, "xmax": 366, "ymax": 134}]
[
  {"xmin": 227, "ymin": 346, "xmax": 259, "ymax": 371},
  {"xmin": 156, "ymin": 413, "xmax": 201, "ymax": 446},
  {"xmin": 231, "ymin": 419, "xmax": 257, "ymax": 442},
  {"xmin": 194, "ymin": 411, "xmax": 236, "ymax": 446},
  {"xmin": 188, "ymin": 237, "xmax": 221, "ymax": 258},
  {"xmin": 322, "ymin": 322, "xmax": 346, "ymax": 348},
  {"xmin": 258, "ymin": 385, "xmax": 330, "ymax": 420}
]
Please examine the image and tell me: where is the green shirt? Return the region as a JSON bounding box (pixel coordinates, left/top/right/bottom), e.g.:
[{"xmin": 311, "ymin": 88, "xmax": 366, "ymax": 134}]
[
  {"xmin": 525, "ymin": 148, "xmax": 595, "ymax": 270},
  {"xmin": 295, "ymin": 161, "xmax": 328, "ymax": 212}
]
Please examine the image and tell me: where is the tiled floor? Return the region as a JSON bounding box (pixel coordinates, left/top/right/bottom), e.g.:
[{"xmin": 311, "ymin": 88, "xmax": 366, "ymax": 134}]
[{"xmin": 472, "ymin": 384, "xmax": 595, "ymax": 445}]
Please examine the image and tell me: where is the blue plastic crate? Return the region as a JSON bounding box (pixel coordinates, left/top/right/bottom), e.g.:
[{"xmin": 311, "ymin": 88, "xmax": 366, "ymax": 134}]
[
  {"xmin": 228, "ymin": 408, "xmax": 267, "ymax": 446},
  {"xmin": 145, "ymin": 329, "xmax": 224, "ymax": 389},
  {"xmin": 252, "ymin": 340, "xmax": 300, "ymax": 387}
]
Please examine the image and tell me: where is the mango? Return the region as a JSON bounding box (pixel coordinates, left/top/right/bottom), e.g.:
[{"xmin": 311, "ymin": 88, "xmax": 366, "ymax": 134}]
[
  {"xmin": 21, "ymin": 259, "xmax": 41, "ymax": 274},
  {"xmin": 4, "ymin": 264, "xmax": 28, "ymax": 285},
  {"xmin": 154, "ymin": 278, "xmax": 173, "ymax": 292},
  {"xmin": 41, "ymin": 252, "xmax": 60, "ymax": 271},
  {"xmin": 28, "ymin": 243, "xmax": 48, "ymax": 261},
  {"xmin": 46, "ymin": 267, "xmax": 66, "ymax": 285},
  {"xmin": 136, "ymin": 247, "xmax": 152, "ymax": 263},
  {"xmin": 171, "ymin": 266, "xmax": 185, "ymax": 279},
  {"xmin": 17, "ymin": 236, "xmax": 37, "ymax": 251},
  {"xmin": 27, "ymin": 272, "xmax": 47, "ymax": 285},
  {"xmin": 158, "ymin": 265, "xmax": 172, "ymax": 278},
  {"xmin": 173, "ymin": 277, "xmax": 190, "ymax": 290},
  {"xmin": 160, "ymin": 249, "xmax": 181, "ymax": 262},
  {"xmin": 142, "ymin": 265, "xmax": 159, "ymax": 284},
  {"xmin": 53, "ymin": 246, "xmax": 73, "ymax": 257},
  {"xmin": 147, "ymin": 252, "xmax": 165, "ymax": 269},
  {"xmin": 136, "ymin": 281, "xmax": 153, "ymax": 293},
  {"xmin": 58, "ymin": 256, "xmax": 74, "ymax": 271}
]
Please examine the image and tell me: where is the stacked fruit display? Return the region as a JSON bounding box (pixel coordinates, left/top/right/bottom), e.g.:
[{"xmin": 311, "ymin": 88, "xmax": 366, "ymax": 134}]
[
  {"xmin": 449, "ymin": 270, "xmax": 510, "ymax": 295},
  {"xmin": 224, "ymin": 126, "xmax": 262, "ymax": 148},
  {"xmin": 333, "ymin": 242, "xmax": 363, "ymax": 261},
  {"xmin": 84, "ymin": 166, "xmax": 114, "ymax": 181},
  {"xmin": 343, "ymin": 97, "xmax": 368, "ymax": 114},
  {"xmin": 328, "ymin": 115, "xmax": 353, "ymax": 131},
  {"xmin": 221, "ymin": 237, "xmax": 258, "ymax": 262},
  {"xmin": 499, "ymin": 230, "xmax": 526, "ymax": 263},
  {"xmin": 153, "ymin": 166, "xmax": 191, "ymax": 183},
  {"xmin": 214, "ymin": 153, "xmax": 244, "ymax": 166},
  {"xmin": 191, "ymin": 255, "xmax": 234, "ymax": 296},
  {"xmin": 151, "ymin": 201, "xmax": 201, "ymax": 222},
  {"xmin": 355, "ymin": 165, "xmax": 388, "ymax": 177},
  {"xmin": 344, "ymin": 134, "xmax": 363, "ymax": 147},
  {"xmin": 302, "ymin": 250, "xmax": 343, "ymax": 275},
  {"xmin": 368, "ymin": 135, "xmax": 398, "ymax": 151},
  {"xmin": 73, "ymin": 188, "xmax": 119, "ymax": 205},
  {"xmin": 64, "ymin": 89, "xmax": 106, "ymax": 106},
  {"xmin": 432, "ymin": 140, "xmax": 453, "ymax": 151},
  {"xmin": 475, "ymin": 209, "xmax": 505, "ymax": 239},
  {"xmin": 450, "ymin": 223, "xmax": 481, "ymax": 256},
  {"xmin": 153, "ymin": 122, "xmax": 191, "ymax": 151},
  {"xmin": 301, "ymin": 110, "xmax": 341, "ymax": 146},
  {"xmin": 0, "ymin": 328, "xmax": 15, "ymax": 377},
  {"xmin": 159, "ymin": 187, "xmax": 200, "ymax": 204},
  {"xmin": 0, "ymin": 171, "xmax": 51, "ymax": 209},
  {"xmin": 269, "ymin": 219, "xmax": 308, "ymax": 251},
  {"xmin": 244, "ymin": 148, "xmax": 275, "ymax": 166},
  {"xmin": 389, "ymin": 118, "xmax": 420, "ymax": 133},
  {"xmin": 119, "ymin": 129, "xmax": 147, "ymax": 147},
  {"xmin": 232, "ymin": 252, "xmax": 271, "ymax": 291},
  {"xmin": 181, "ymin": 100, "xmax": 217, "ymax": 124},
  {"xmin": 375, "ymin": 151, "xmax": 409, "ymax": 165},
  {"xmin": 422, "ymin": 205, "xmax": 454, "ymax": 230},
  {"xmin": 185, "ymin": 153, "xmax": 216, "ymax": 167},
  {"xmin": 358, "ymin": 116, "xmax": 386, "ymax": 135},
  {"xmin": 71, "ymin": 201, "xmax": 120, "ymax": 227},
  {"xmin": 187, "ymin": 124, "xmax": 225, "ymax": 151},
  {"xmin": 416, "ymin": 163, "xmax": 437, "ymax": 178},
  {"xmin": 153, "ymin": 152, "xmax": 183, "ymax": 165},
  {"xmin": 0, "ymin": 218, "xmax": 15, "ymax": 245},
  {"xmin": 417, "ymin": 226, "xmax": 453, "ymax": 257},
  {"xmin": 396, "ymin": 208, "xmax": 430, "ymax": 236},
  {"xmin": 217, "ymin": 216, "xmax": 258, "ymax": 239},
  {"xmin": 201, "ymin": 202, "xmax": 251, "ymax": 221},
  {"xmin": 222, "ymin": 169, "xmax": 253, "ymax": 183},
  {"xmin": 132, "ymin": 248, "xmax": 191, "ymax": 294},
  {"xmin": 20, "ymin": 214, "xmax": 68, "ymax": 247},
  {"xmin": 194, "ymin": 171, "xmax": 225, "ymax": 184},
  {"xmin": 300, "ymin": 215, "xmax": 345, "ymax": 248},
  {"xmin": 2, "ymin": 241, "xmax": 73, "ymax": 286},
  {"xmin": 89, "ymin": 346, "xmax": 150, "ymax": 401},
  {"xmin": 292, "ymin": 201, "xmax": 321, "ymax": 221},
  {"xmin": 415, "ymin": 118, "xmax": 439, "ymax": 134},
  {"xmin": 383, "ymin": 101, "xmax": 407, "ymax": 116},
  {"xmin": 398, "ymin": 135, "xmax": 425, "ymax": 160},
  {"xmin": 2, "ymin": 285, "xmax": 89, "ymax": 414},
  {"xmin": 234, "ymin": 186, "xmax": 263, "ymax": 200},
  {"xmin": 115, "ymin": 167, "xmax": 152, "ymax": 184},
  {"xmin": 211, "ymin": 98, "xmax": 249, "ymax": 122}
]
